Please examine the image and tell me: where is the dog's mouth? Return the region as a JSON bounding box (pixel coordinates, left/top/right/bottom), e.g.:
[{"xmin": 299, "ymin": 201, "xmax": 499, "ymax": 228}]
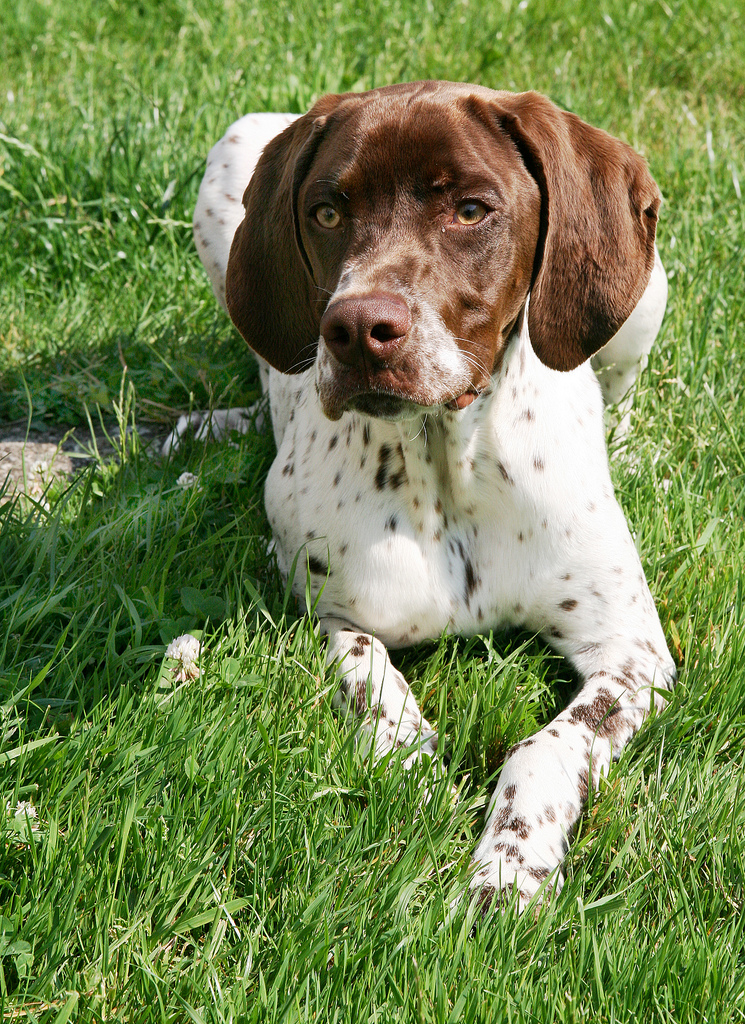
[
  {"xmin": 445, "ymin": 389, "xmax": 480, "ymax": 411},
  {"xmin": 347, "ymin": 391, "xmax": 424, "ymax": 420},
  {"xmin": 327, "ymin": 384, "xmax": 483, "ymax": 421},
  {"xmin": 317, "ymin": 346, "xmax": 487, "ymax": 420}
]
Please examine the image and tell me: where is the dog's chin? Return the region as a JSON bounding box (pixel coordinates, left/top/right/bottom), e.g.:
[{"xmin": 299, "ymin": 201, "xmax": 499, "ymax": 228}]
[
  {"xmin": 318, "ymin": 380, "xmax": 426, "ymax": 422},
  {"xmin": 320, "ymin": 386, "xmax": 484, "ymax": 422},
  {"xmin": 347, "ymin": 392, "xmax": 425, "ymax": 421}
]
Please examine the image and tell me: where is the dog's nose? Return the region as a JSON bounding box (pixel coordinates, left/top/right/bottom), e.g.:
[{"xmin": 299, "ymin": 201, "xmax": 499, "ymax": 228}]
[{"xmin": 320, "ymin": 293, "xmax": 411, "ymax": 367}]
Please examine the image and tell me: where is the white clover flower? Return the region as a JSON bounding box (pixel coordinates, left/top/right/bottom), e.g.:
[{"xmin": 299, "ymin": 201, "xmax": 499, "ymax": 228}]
[
  {"xmin": 165, "ymin": 633, "xmax": 202, "ymax": 681},
  {"xmin": 6, "ymin": 800, "xmax": 38, "ymax": 820},
  {"xmin": 176, "ymin": 471, "xmax": 201, "ymax": 491},
  {"xmin": 6, "ymin": 801, "xmax": 40, "ymax": 841},
  {"xmin": 27, "ymin": 484, "xmax": 50, "ymax": 509}
]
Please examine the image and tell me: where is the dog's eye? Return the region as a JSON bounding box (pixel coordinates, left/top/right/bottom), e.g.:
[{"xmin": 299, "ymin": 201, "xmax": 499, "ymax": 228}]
[
  {"xmin": 455, "ymin": 201, "xmax": 487, "ymax": 225},
  {"xmin": 314, "ymin": 205, "xmax": 341, "ymax": 229}
]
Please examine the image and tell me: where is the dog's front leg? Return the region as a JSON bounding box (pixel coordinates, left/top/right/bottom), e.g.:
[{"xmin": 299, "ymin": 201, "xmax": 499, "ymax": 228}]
[
  {"xmin": 322, "ymin": 617, "xmax": 438, "ymax": 766},
  {"xmin": 470, "ymin": 634, "xmax": 676, "ymax": 912}
]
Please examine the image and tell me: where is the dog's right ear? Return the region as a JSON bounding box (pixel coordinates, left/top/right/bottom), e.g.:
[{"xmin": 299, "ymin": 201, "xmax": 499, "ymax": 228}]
[{"xmin": 226, "ymin": 102, "xmax": 337, "ymax": 374}]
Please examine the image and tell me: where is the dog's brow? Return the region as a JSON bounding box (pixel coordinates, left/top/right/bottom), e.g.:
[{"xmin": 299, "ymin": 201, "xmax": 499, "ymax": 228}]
[{"xmin": 310, "ymin": 178, "xmax": 349, "ymax": 199}]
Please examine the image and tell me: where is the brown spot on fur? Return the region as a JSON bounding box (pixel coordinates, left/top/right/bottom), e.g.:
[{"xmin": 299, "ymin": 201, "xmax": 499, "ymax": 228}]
[
  {"xmin": 474, "ymin": 883, "xmax": 529, "ymax": 920},
  {"xmin": 491, "ymin": 808, "xmax": 510, "ymax": 834},
  {"xmin": 375, "ymin": 445, "xmax": 391, "ymax": 490},
  {"xmin": 349, "ymin": 634, "xmax": 371, "ymax": 658},
  {"xmin": 464, "ymin": 558, "xmax": 478, "ymax": 602},
  {"xmin": 475, "ymin": 883, "xmax": 498, "ymax": 918},
  {"xmin": 507, "ymin": 737, "xmax": 535, "ymax": 758},
  {"xmin": 355, "ymin": 679, "xmax": 367, "ymax": 715},
  {"xmin": 507, "ymin": 816, "xmax": 531, "ymax": 840},
  {"xmin": 577, "ymin": 769, "xmax": 589, "ymax": 803},
  {"xmin": 569, "ymin": 687, "xmax": 622, "ymax": 737},
  {"xmin": 373, "ymin": 442, "xmax": 407, "ymax": 491}
]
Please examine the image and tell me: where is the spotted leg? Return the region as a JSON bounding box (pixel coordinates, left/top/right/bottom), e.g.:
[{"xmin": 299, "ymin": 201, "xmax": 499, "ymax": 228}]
[
  {"xmin": 470, "ymin": 629, "xmax": 676, "ymax": 913},
  {"xmin": 161, "ymin": 406, "xmax": 256, "ymax": 455},
  {"xmin": 323, "ymin": 617, "xmax": 438, "ymax": 766}
]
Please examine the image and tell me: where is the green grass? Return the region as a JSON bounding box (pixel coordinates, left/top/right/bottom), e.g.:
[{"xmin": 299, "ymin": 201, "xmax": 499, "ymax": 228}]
[{"xmin": 2, "ymin": 0, "xmax": 745, "ymax": 1019}]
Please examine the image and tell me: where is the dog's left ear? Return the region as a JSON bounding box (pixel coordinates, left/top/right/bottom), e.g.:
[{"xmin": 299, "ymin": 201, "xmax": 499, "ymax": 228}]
[
  {"xmin": 226, "ymin": 97, "xmax": 341, "ymax": 373},
  {"xmin": 483, "ymin": 92, "xmax": 661, "ymax": 371}
]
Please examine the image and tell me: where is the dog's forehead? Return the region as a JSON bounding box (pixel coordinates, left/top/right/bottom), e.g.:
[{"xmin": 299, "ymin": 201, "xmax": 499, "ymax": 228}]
[{"xmin": 308, "ymin": 88, "xmax": 517, "ymax": 196}]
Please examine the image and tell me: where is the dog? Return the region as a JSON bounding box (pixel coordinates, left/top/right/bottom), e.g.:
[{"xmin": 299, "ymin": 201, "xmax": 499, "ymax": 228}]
[{"xmin": 173, "ymin": 81, "xmax": 676, "ymax": 911}]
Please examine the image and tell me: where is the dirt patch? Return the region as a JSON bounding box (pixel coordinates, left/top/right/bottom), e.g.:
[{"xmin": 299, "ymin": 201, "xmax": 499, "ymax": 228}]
[{"xmin": 0, "ymin": 420, "xmax": 164, "ymax": 501}]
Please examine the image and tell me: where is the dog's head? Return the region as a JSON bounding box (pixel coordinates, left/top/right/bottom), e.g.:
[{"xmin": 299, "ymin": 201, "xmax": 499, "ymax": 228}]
[{"xmin": 226, "ymin": 81, "xmax": 660, "ymax": 421}]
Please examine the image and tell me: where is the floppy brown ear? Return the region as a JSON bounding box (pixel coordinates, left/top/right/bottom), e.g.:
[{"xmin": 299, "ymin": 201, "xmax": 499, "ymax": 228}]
[
  {"xmin": 491, "ymin": 91, "xmax": 661, "ymax": 371},
  {"xmin": 225, "ymin": 101, "xmax": 338, "ymax": 373}
]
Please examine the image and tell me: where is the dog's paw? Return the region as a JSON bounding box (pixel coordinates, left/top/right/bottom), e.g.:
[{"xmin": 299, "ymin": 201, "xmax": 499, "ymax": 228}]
[
  {"xmin": 161, "ymin": 407, "xmax": 257, "ymax": 455},
  {"xmin": 354, "ymin": 711, "xmax": 439, "ymax": 767},
  {"xmin": 466, "ymin": 848, "xmax": 563, "ymax": 916}
]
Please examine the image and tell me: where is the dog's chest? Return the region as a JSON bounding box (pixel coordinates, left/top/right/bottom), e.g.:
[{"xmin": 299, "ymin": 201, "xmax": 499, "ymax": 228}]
[{"xmin": 264, "ymin": 355, "xmax": 609, "ymax": 647}]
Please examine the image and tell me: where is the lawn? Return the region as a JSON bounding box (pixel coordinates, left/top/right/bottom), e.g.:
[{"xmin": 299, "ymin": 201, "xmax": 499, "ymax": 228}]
[{"xmin": 1, "ymin": 0, "xmax": 744, "ymax": 1020}]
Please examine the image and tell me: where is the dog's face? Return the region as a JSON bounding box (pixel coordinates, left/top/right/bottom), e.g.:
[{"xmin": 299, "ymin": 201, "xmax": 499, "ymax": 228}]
[
  {"xmin": 226, "ymin": 82, "xmax": 660, "ymax": 421},
  {"xmin": 296, "ymin": 91, "xmax": 541, "ymax": 419}
]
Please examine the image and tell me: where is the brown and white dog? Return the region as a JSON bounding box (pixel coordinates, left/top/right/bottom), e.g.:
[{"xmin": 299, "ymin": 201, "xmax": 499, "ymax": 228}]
[{"xmin": 170, "ymin": 82, "xmax": 675, "ymax": 910}]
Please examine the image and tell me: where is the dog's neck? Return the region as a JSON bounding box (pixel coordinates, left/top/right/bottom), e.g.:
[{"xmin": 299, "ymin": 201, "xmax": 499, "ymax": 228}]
[{"xmin": 339, "ymin": 319, "xmax": 605, "ymax": 512}]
